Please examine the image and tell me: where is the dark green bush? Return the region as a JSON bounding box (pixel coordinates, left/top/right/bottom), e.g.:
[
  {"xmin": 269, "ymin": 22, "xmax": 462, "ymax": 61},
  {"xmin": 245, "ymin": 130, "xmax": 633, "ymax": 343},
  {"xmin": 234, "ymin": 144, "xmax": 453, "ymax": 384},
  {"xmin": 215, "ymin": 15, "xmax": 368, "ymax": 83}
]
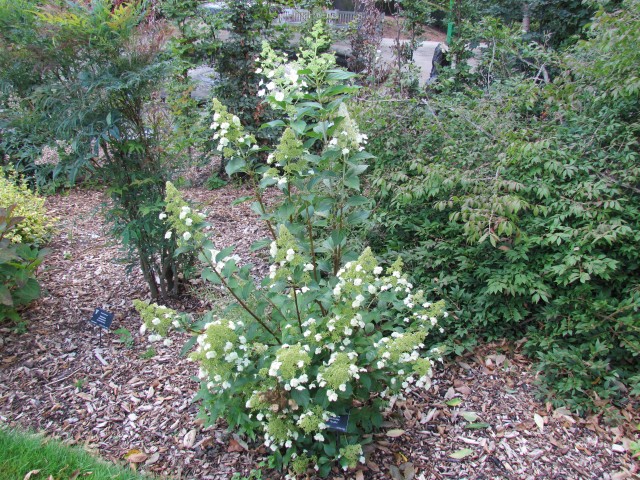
[{"xmin": 362, "ymin": 2, "xmax": 640, "ymax": 412}]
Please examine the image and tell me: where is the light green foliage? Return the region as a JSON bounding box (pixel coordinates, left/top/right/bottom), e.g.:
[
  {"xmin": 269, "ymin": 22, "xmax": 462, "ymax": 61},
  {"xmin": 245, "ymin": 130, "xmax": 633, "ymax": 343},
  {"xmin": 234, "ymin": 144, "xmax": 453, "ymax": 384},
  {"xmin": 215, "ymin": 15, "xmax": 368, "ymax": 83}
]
[
  {"xmin": 114, "ymin": 327, "xmax": 134, "ymax": 348},
  {"xmin": 366, "ymin": 3, "xmax": 640, "ymax": 412},
  {"xmin": 0, "ymin": 173, "xmax": 55, "ymax": 245},
  {"xmin": 141, "ymin": 28, "xmax": 446, "ymax": 477}
]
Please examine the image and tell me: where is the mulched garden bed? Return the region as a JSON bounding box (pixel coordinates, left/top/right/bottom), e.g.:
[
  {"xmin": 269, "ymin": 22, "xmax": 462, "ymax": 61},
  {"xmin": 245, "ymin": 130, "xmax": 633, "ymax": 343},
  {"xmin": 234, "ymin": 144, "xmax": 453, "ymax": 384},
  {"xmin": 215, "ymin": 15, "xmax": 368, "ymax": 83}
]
[{"xmin": 0, "ymin": 186, "xmax": 638, "ymax": 480}]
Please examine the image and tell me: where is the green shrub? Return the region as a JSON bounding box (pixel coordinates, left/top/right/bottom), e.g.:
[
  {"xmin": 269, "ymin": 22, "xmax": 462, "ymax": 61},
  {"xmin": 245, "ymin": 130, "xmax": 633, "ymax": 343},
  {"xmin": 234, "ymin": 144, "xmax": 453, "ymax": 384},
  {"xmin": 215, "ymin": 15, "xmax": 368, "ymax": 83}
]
[
  {"xmin": 137, "ymin": 29, "xmax": 446, "ymax": 477},
  {"xmin": 364, "ymin": 4, "xmax": 640, "ymax": 413},
  {"xmin": 0, "ymin": 172, "xmax": 55, "ymax": 245}
]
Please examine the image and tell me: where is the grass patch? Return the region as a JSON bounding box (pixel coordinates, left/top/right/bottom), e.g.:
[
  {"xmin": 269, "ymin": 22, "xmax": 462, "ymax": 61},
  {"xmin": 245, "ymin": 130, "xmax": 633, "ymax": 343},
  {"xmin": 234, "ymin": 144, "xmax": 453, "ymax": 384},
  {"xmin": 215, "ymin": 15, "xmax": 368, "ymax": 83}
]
[{"xmin": 0, "ymin": 427, "xmax": 151, "ymax": 480}]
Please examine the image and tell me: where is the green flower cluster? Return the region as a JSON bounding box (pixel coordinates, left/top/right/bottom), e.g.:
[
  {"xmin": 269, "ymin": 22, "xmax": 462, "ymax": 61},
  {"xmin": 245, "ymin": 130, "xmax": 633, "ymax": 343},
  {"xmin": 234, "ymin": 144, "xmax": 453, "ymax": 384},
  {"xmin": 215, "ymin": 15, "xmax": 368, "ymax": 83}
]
[
  {"xmin": 161, "ymin": 181, "xmax": 206, "ymax": 246},
  {"xmin": 133, "ymin": 299, "xmax": 181, "ymax": 346}
]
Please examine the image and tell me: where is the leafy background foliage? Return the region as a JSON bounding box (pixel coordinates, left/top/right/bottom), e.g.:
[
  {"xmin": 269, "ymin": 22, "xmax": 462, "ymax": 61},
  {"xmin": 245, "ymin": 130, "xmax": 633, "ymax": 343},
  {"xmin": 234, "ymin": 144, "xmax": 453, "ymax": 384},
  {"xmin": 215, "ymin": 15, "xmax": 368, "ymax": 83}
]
[{"xmin": 363, "ymin": 1, "xmax": 640, "ymax": 412}]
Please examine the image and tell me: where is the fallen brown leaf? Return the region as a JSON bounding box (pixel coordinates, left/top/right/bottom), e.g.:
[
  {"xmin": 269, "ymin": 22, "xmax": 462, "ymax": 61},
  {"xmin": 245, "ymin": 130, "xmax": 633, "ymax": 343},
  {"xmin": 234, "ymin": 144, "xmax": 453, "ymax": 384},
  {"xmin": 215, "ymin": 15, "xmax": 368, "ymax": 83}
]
[
  {"xmin": 227, "ymin": 438, "xmax": 245, "ymax": 453},
  {"xmin": 127, "ymin": 453, "xmax": 148, "ymax": 463}
]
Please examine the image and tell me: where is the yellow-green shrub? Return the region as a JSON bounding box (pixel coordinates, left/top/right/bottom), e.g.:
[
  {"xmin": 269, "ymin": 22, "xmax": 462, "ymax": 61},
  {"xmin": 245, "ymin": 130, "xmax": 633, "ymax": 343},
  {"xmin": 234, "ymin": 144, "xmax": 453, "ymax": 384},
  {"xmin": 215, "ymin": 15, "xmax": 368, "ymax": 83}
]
[{"xmin": 0, "ymin": 173, "xmax": 56, "ymax": 245}]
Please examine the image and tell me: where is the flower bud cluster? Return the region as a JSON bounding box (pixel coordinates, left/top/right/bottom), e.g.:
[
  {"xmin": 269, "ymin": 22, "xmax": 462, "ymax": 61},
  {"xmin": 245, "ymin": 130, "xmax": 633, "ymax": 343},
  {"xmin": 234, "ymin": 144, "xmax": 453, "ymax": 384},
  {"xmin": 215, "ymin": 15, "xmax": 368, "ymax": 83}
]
[
  {"xmin": 161, "ymin": 181, "xmax": 206, "ymax": 246},
  {"xmin": 317, "ymin": 352, "xmax": 364, "ymax": 402},
  {"xmin": 207, "ymin": 248, "xmax": 241, "ymax": 275},
  {"xmin": 262, "ymin": 128, "xmax": 313, "ymax": 190},
  {"xmin": 338, "ymin": 444, "xmax": 365, "ymax": 470},
  {"xmin": 210, "ymin": 98, "xmax": 258, "ymax": 157},
  {"xmin": 267, "ymin": 225, "xmax": 308, "ymax": 283},
  {"xmin": 133, "ymin": 299, "xmax": 180, "ymax": 346}
]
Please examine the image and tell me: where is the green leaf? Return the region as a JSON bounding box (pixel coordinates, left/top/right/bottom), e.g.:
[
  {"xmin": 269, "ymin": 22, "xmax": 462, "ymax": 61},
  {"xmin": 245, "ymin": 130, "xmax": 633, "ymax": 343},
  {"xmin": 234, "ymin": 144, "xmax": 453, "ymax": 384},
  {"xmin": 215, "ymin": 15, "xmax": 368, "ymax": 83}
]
[
  {"xmin": 290, "ymin": 120, "xmax": 307, "ymax": 135},
  {"xmin": 346, "ymin": 209, "xmax": 370, "ymax": 225},
  {"xmin": 446, "ymin": 398, "xmax": 463, "ymax": 407},
  {"xmin": 0, "ymin": 284, "xmax": 13, "ymax": 306},
  {"xmin": 13, "ymin": 278, "xmax": 40, "ymax": 304},
  {"xmin": 351, "ymin": 150, "xmax": 375, "ymax": 161},
  {"xmin": 465, "ymin": 422, "xmax": 490, "ymax": 429},
  {"xmin": 231, "ymin": 196, "xmax": 253, "ymax": 206},
  {"xmin": 345, "ymin": 195, "xmax": 370, "ymax": 207},
  {"xmin": 343, "ymin": 174, "xmax": 360, "ymax": 190},
  {"xmin": 225, "ymin": 157, "xmax": 246, "ymax": 176},
  {"xmin": 180, "ymin": 335, "xmax": 198, "ymax": 357},
  {"xmin": 250, "ymin": 238, "xmax": 272, "ymax": 252},
  {"xmin": 261, "ymin": 119, "xmax": 286, "ymax": 129},
  {"xmin": 449, "ymin": 448, "xmax": 474, "ymax": 459},
  {"xmin": 326, "ymin": 69, "xmax": 357, "ymax": 81}
]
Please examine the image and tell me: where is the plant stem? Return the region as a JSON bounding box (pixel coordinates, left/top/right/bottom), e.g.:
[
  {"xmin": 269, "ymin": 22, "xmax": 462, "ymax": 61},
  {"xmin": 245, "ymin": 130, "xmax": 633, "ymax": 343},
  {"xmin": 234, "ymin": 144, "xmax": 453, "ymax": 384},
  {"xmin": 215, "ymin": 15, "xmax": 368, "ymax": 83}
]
[
  {"xmin": 291, "ymin": 285, "xmax": 303, "ymax": 334},
  {"xmin": 205, "ymin": 253, "xmax": 281, "ymax": 344}
]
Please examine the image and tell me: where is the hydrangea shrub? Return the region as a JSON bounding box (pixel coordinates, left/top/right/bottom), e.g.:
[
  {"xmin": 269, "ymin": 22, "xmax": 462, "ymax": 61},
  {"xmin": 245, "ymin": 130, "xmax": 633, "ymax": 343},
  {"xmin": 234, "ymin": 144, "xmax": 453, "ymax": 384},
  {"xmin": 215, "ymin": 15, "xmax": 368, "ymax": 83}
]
[{"xmin": 139, "ymin": 24, "xmax": 446, "ymax": 477}]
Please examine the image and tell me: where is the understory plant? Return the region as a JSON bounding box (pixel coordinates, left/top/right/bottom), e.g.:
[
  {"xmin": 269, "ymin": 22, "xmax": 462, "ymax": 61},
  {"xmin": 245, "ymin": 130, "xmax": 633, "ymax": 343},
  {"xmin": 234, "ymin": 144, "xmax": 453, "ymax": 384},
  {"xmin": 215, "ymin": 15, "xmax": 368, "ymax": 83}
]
[
  {"xmin": 0, "ymin": 205, "xmax": 47, "ymax": 324},
  {"xmin": 137, "ymin": 26, "xmax": 445, "ymax": 477},
  {"xmin": 0, "ymin": 171, "xmax": 55, "ymax": 245},
  {"xmin": 364, "ymin": 5, "xmax": 640, "ymax": 413},
  {"xmin": 0, "ymin": 1, "xmax": 196, "ymax": 299}
]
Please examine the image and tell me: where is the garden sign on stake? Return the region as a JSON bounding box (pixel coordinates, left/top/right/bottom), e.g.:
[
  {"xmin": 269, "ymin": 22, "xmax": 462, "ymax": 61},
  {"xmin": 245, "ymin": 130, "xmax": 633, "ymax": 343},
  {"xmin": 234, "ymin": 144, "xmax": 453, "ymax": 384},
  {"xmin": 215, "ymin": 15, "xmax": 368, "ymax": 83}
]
[{"xmin": 88, "ymin": 307, "xmax": 114, "ymax": 346}]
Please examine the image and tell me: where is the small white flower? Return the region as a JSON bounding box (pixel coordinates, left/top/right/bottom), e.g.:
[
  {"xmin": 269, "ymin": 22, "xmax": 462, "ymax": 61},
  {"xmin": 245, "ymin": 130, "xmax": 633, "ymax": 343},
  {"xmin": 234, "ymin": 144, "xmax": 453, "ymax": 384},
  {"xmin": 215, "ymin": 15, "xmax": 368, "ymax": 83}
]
[
  {"xmin": 266, "ymin": 81, "xmax": 275, "ymax": 91},
  {"xmin": 163, "ymin": 338, "xmax": 172, "ymax": 347},
  {"xmin": 256, "ymin": 68, "xmax": 263, "ymax": 74},
  {"xmin": 183, "ymin": 231, "xmax": 192, "ymax": 241},
  {"xmin": 158, "ymin": 212, "xmax": 167, "ymax": 220},
  {"xmin": 342, "ymin": 148, "xmax": 350, "ymax": 155},
  {"xmin": 165, "ymin": 231, "xmax": 172, "ymax": 239},
  {"xmin": 274, "ymin": 91, "xmax": 285, "ymax": 102},
  {"xmin": 257, "ymin": 89, "xmax": 266, "ymax": 97},
  {"xmin": 185, "ymin": 218, "xmax": 193, "ymax": 226},
  {"xmin": 373, "ymin": 266, "xmax": 383, "ymax": 275}
]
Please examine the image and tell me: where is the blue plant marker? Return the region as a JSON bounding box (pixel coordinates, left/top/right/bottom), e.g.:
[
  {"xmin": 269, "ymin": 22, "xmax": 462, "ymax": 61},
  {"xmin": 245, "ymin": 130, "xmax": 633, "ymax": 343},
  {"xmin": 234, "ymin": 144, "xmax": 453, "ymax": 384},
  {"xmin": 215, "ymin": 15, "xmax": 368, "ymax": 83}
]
[
  {"xmin": 325, "ymin": 414, "xmax": 349, "ymax": 433},
  {"xmin": 89, "ymin": 308, "xmax": 114, "ymax": 330}
]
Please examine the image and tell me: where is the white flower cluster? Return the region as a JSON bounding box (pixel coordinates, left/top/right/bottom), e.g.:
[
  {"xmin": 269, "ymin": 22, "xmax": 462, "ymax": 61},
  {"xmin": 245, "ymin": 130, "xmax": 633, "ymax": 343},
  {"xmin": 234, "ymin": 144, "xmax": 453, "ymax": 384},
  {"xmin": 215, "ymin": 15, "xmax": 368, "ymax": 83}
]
[
  {"xmin": 317, "ymin": 351, "xmax": 365, "ymax": 402},
  {"xmin": 327, "ymin": 130, "xmax": 369, "ymax": 155},
  {"xmin": 34, "ymin": 145, "xmax": 60, "ymax": 166},
  {"xmin": 255, "ymin": 46, "xmax": 309, "ymax": 106},
  {"xmin": 193, "ymin": 319, "xmax": 253, "ymax": 392}
]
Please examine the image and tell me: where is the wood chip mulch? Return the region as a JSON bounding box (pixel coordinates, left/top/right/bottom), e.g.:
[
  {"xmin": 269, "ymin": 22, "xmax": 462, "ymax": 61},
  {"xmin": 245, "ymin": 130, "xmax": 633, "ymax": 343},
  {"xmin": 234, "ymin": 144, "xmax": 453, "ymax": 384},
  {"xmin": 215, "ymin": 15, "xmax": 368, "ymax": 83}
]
[{"xmin": 0, "ymin": 187, "xmax": 638, "ymax": 480}]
